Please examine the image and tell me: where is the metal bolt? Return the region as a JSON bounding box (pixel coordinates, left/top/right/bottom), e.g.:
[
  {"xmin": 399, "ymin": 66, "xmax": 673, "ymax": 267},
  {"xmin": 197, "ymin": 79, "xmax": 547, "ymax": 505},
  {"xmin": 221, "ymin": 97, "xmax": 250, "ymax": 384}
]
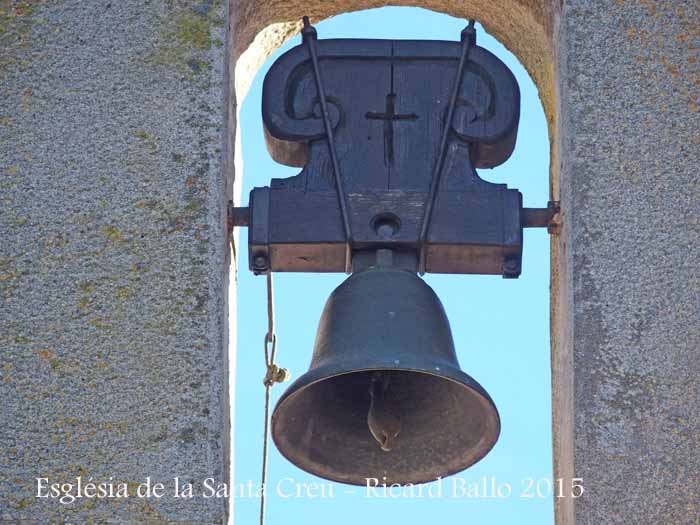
[
  {"xmin": 253, "ymin": 254, "xmax": 269, "ymax": 271},
  {"xmin": 503, "ymin": 256, "xmax": 521, "ymax": 279}
]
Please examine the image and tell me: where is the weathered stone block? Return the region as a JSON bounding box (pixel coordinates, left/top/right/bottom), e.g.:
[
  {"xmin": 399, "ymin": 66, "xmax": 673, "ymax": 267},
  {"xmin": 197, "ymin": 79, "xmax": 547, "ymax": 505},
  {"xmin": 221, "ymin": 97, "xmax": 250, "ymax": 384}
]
[{"xmin": 0, "ymin": 1, "xmax": 231, "ymax": 522}]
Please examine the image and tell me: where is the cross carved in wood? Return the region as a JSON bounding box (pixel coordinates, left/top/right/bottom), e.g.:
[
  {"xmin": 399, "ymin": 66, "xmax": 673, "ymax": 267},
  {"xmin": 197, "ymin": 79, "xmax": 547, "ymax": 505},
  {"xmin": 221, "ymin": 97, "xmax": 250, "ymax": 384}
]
[{"xmin": 365, "ymin": 93, "xmax": 418, "ymax": 164}]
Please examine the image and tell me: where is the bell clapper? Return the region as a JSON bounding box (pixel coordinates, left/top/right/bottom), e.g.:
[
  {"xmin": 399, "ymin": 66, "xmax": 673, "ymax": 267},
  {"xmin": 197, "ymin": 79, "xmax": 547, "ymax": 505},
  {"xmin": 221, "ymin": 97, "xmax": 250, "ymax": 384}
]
[{"xmin": 368, "ymin": 371, "xmax": 402, "ymax": 452}]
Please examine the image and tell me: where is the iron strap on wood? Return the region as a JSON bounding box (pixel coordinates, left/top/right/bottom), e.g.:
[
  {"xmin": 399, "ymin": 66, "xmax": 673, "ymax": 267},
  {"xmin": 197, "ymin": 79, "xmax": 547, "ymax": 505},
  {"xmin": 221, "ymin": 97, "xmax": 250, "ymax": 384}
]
[
  {"xmin": 417, "ymin": 20, "xmax": 477, "ymax": 275},
  {"xmin": 302, "ymin": 16, "xmax": 354, "ymax": 274}
]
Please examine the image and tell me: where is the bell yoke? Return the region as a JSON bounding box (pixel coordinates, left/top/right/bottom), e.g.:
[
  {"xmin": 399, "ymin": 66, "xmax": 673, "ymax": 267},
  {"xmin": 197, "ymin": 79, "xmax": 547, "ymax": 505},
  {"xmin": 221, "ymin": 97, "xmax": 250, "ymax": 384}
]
[{"xmin": 232, "ymin": 18, "xmax": 554, "ymax": 486}]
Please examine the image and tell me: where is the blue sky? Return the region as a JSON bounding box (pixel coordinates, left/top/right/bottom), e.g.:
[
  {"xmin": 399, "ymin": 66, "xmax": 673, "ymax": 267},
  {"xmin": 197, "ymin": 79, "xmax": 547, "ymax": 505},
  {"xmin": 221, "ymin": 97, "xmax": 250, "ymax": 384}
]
[{"xmin": 234, "ymin": 7, "xmax": 552, "ymax": 524}]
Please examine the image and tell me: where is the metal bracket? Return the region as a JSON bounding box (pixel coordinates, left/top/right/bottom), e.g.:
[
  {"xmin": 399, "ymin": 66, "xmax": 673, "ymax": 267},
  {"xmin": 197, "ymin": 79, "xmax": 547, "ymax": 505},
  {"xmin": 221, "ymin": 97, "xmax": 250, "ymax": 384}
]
[
  {"xmin": 228, "ymin": 200, "xmax": 250, "ymax": 229},
  {"xmin": 522, "ymin": 201, "xmax": 561, "ymax": 234}
]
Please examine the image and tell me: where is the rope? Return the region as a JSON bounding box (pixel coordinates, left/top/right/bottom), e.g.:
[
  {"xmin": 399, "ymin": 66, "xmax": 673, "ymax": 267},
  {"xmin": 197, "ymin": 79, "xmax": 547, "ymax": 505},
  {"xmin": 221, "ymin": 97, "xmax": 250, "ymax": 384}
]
[{"xmin": 259, "ymin": 271, "xmax": 289, "ymax": 525}]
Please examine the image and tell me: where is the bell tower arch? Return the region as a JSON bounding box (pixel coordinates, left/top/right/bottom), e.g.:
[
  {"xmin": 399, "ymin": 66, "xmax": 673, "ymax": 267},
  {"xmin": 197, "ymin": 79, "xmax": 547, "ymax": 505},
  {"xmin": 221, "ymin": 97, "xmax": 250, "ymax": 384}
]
[
  {"xmin": 229, "ymin": 2, "xmax": 571, "ymax": 524},
  {"xmin": 230, "ymin": 1, "xmax": 700, "ymax": 525}
]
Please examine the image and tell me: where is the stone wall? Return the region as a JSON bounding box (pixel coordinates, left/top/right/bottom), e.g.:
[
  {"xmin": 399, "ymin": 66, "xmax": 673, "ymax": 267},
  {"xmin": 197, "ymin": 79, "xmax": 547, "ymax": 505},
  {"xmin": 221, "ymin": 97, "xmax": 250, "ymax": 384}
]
[
  {"xmin": 0, "ymin": 1, "xmax": 232, "ymax": 522},
  {"xmin": 559, "ymin": 1, "xmax": 700, "ymax": 523}
]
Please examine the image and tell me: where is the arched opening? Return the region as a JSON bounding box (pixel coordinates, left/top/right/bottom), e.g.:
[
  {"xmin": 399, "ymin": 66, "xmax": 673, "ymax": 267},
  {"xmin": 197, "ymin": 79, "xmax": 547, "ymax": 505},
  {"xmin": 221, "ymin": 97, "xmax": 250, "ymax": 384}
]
[{"xmin": 229, "ymin": 4, "xmax": 570, "ymax": 525}]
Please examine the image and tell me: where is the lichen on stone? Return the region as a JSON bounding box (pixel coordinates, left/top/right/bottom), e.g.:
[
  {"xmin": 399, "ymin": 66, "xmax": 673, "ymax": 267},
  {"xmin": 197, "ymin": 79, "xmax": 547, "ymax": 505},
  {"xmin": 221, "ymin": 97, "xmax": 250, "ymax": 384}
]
[
  {"xmin": 0, "ymin": 0, "xmax": 39, "ymax": 77},
  {"xmin": 132, "ymin": 128, "xmax": 160, "ymax": 154},
  {"xmin": 101, "ymin": 225, "xmax": 125, "ymax": 244},
  {"xmin": 146, "ymin": 0, "xmax": 224, "ymax": 79}
]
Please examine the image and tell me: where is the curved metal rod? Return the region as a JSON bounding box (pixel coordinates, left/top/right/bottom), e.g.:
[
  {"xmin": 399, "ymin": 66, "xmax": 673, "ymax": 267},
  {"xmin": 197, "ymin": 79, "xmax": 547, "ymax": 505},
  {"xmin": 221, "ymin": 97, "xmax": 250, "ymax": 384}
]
[
  {"xmin": 417, "ymin": 20, "xmax": 476, "ymax": 275},
  {"xmin": 302, "ymin": 16, "xmax": 354, "ymax": 274}
]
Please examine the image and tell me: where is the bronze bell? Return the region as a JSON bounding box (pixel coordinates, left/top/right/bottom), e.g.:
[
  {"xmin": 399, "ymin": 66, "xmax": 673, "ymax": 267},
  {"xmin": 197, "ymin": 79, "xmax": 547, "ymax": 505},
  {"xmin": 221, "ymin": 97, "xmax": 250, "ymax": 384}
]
[{"xmin": 271, "ymin": 252, "xmax": 500, "ymax": 486}]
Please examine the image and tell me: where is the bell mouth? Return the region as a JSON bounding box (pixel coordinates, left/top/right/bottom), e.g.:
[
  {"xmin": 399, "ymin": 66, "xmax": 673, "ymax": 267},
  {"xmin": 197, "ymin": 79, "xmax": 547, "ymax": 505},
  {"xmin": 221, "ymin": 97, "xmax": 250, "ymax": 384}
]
[{"xmin": 271, "ymin": 367, "xmax": 500, "ymax": 486}]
